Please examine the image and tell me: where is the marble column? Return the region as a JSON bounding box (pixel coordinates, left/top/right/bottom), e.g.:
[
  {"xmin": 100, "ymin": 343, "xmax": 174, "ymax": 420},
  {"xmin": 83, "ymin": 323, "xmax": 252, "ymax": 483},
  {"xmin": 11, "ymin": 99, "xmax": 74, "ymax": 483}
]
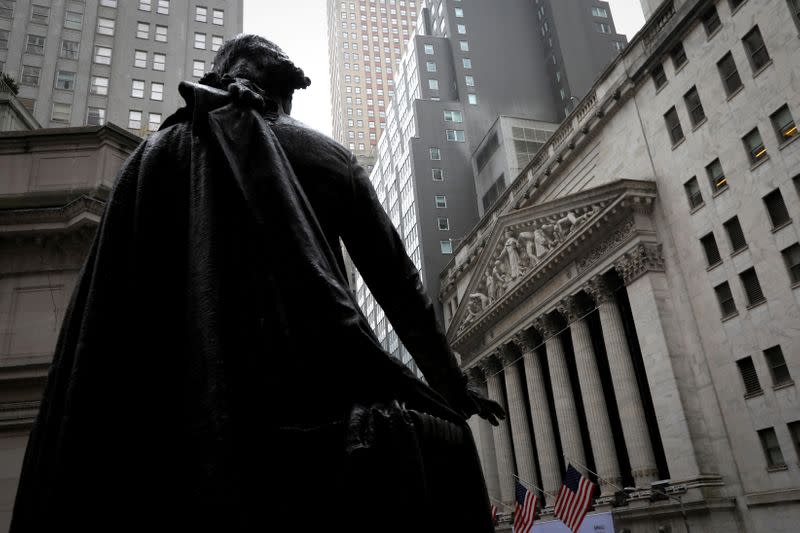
[
  {"xmin": 557, "ymin": 295, "xmax": 621, "ymax": 496},
  {"xmin": 587, "ymin": 275, "xmax": 658, "ymax": 487},
  {"xmin": 498, "ymin": 344, "xmax": 539, "ymax": 490},
  {"xmin": 531, "ymin": 314, "xmax": 586, "ymax": 472},
  {"xmin": 480, "ymin": 354, "xmax": 516, "ymax": 505},
  {"xmin": 467, "ymin": 367, "xmax": 501, "ymax": 503},
  {"xmin": 513, "ymin": 329, "xmax": 562, "ymax": 501}
]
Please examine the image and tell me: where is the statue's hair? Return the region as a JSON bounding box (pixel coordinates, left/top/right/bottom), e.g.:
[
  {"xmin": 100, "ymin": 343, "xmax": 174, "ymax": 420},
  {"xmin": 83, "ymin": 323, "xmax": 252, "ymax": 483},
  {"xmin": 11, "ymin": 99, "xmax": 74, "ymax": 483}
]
[{"xmin": 201, "ymin": 34, "xmax": 311, "ymax": 98}]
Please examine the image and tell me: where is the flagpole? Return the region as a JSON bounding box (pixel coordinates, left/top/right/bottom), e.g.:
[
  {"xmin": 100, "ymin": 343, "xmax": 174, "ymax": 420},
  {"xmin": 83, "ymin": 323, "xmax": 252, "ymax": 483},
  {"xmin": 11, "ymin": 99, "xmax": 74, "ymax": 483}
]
[
  {"xmin": 488, "ymin": 496, "xmax": 514, "ymax": 513},
  {"xmin": 562, "ymin": 453, "xmax": 691, "ymax": 533},
  {"xmin": 513, "ymin": 473, "xmax": 557, "ymax": 501}
]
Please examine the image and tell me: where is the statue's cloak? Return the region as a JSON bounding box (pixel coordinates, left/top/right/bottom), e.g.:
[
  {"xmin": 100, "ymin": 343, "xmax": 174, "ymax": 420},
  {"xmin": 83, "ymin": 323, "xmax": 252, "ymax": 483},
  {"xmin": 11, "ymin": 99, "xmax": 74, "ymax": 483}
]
[{"xmin": 10, "ymin": 81, "xmax": 493, "ymax": 532}]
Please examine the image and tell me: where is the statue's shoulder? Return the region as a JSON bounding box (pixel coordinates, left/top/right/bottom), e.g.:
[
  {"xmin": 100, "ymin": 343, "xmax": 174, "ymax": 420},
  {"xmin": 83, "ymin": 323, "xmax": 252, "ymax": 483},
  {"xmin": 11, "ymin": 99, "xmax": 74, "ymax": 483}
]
[{"xmin": 271, "ymin": 115, "xmax": 352, "ymax": 170}]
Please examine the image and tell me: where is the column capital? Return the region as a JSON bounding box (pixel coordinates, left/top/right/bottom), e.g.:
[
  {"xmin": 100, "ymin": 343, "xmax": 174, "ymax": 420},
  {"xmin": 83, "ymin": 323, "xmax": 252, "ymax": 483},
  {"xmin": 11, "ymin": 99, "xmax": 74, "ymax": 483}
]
[
  {"xmin": 614, "ymin": 243, "xmax": 665, "ymax": 285},
  {"xmin": 466, "ymin": 364, "xmax": 485, "ymax": 383},
  {"xmin": 585, "ymin": 275, "xmax": 615, "ymax": 305},
  {"xmin": 556, "ymin": 294, "xmax": 587, "ymax": 324},
  {"xmin": 531, "ymin": 313, "xmax": 559, "ymax": 338},
  {"xmin": 497, "ymin": 343, "xmax": 518, "ymax": 365},
  {"xmin": 479, "ymin": 353, "xmax": 504, "ymax": 375},
  {"xmin": 511, "ymin": 329, "xmax": 537, "ymax": 354}
]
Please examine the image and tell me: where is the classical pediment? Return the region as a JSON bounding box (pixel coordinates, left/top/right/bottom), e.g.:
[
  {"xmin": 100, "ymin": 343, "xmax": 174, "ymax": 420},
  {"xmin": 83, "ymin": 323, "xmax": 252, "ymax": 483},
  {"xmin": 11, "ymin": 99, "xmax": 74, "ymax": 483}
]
[{"xmin": 446, "ymin": 179, "xmax": 657, "ymax": 345}]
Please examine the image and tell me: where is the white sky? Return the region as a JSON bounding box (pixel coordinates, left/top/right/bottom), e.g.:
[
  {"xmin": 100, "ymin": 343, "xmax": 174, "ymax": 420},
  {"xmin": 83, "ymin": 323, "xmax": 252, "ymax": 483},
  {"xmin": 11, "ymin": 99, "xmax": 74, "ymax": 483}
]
[{"xmin": 243, "ymin": 0, "xmax": 646, "ymax": 137}]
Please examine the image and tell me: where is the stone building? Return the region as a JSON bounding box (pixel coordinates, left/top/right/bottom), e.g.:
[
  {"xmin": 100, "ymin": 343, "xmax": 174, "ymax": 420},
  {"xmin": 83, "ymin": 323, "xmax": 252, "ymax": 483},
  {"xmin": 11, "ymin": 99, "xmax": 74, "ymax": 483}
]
[{"xmin": 439, "ymin": 0, "xmax": 800, "ymax": 531}]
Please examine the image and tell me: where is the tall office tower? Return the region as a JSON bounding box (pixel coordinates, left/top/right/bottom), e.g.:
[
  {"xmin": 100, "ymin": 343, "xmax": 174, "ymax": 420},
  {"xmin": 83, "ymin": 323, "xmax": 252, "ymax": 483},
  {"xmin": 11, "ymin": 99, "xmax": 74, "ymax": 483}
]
[
  {"xmin": 0, "ymin": 0, "xmax": 242, "ymax": 134},
  {"xmin": 326, "ymin": 0, "xmax": 420, "ymax": 172}
]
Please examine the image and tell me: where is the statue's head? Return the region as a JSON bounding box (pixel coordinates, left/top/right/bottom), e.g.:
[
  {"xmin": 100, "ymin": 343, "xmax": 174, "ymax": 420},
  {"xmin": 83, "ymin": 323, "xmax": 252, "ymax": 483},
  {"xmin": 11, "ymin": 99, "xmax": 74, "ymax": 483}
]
[{"xmin": 203, "ymin": 34, "xmax": 311, "ymax": 114}]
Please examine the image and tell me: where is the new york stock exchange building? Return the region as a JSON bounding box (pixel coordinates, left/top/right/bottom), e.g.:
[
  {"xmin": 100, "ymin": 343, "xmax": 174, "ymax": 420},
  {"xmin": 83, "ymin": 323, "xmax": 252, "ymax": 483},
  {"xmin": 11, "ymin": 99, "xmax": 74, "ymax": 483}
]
[{"xmin": 439, "ymin": 0, "xmax": 800, "ymax": 531}]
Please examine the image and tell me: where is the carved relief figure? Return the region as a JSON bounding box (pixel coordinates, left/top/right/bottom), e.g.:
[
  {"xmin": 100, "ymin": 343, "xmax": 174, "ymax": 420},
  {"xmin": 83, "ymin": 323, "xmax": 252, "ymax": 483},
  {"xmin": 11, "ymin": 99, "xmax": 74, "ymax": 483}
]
[
  {"xmin": 555, "ymin": 211, "xmax": 578, "ymax": 241},
  {"xmin": 518, "ymin": 231, "xmax": 539, "ymax": 265},
  {"xmin": 501, "ymin": 229, "xmax": 523, "ymax": 279},
  {"xmin": 484, "ymin": 269, "xmax": 496, "ymax": 300}
]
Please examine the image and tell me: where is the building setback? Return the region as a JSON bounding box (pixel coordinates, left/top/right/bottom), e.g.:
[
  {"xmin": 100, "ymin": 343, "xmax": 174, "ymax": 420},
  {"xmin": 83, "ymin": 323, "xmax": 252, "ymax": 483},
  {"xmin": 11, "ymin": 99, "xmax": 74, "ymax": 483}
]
[
  {"xmin": 0, "ymin": 0, "xmax": 242, "ymax": 134},
  {"xmin": 440, "ymin": 0, "xmax": 800, "ymax": 530}
]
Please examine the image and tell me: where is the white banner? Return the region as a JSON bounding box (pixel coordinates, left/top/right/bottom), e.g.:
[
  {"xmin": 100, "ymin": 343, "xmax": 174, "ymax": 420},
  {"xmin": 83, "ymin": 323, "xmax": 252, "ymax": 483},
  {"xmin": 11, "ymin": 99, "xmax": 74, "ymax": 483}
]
[{"xmin": 531, "ymin": 511, "xmax": 615, "ymax": 533}]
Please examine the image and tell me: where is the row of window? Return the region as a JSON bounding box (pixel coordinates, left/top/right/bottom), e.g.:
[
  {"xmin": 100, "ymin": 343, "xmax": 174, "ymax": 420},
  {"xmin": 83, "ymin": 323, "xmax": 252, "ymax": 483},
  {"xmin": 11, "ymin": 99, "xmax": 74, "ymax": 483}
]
[
  {"xmin": 128, "ymin": 109, "xmax": 162, "ymax": 132},
  {"xmin": 757, "ymin": 422, "xmax": 799, "ymax": 471},
  {"xmin": 193, "ymin": 6, "xmax": 225, "ymax": 25},
  {"xmin": 738, "ymin": 345, "xmax": 792, "ymax": 397}
]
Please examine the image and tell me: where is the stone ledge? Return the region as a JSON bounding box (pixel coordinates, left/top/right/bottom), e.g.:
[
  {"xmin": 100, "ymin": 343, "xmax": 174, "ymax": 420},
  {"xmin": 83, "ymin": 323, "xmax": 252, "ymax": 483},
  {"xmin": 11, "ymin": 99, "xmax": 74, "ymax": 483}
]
[{"xmin": 746, "ymin": 487, "xmax": 800, "ymax": 507}]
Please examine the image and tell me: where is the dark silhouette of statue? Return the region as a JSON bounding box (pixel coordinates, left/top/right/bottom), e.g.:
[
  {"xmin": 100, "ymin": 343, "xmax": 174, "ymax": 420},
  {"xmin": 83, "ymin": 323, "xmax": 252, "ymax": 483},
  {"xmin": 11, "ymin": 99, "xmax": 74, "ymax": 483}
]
[{"xmin": 10, "ymin": 35, "xmax": 504, "ymax": 532}]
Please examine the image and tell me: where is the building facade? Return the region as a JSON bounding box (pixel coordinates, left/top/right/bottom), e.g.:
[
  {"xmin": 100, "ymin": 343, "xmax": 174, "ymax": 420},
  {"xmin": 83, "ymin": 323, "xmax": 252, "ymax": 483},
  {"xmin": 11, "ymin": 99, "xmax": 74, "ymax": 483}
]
[
  {"xmin": 439, "ymin": 0, "xmax": 800, "ymax": 530},
  {"xmin": 0, "ymin": 0, "xmax": 242, "ymax": 135}
]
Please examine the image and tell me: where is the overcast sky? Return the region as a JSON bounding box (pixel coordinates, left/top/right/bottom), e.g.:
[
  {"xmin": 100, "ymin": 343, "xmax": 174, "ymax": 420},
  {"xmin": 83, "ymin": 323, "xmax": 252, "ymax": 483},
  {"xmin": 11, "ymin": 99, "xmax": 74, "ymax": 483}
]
[{"xmin": 243, "ymin": 0, "xmax": 646, "ymax": 136}]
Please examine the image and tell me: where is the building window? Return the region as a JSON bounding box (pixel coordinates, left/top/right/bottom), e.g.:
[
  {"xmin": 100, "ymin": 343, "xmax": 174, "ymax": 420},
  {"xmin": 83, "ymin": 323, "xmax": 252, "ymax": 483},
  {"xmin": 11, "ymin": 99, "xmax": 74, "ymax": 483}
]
[
  {"xmin": 724, "ymin": 216, "xmax": 747, "ymax": 253},
  {"xmin": 194, "ymin": 32, "xmax": 206, "ymax": 49},
  {"xmin": 426, "ymin": 61, "xmax": 436, "ymax": 72},
  {"xmin": 684, "ymin": 177, "xmax": 703, "ymax": 209},
  {"xmin": 432, "ymin": 169, "xmax": 444, "ymax": 181},
  {"xmin": 454, "ymin": 7, "xmax": 464, "ymax": 17},
  {"xmin": 465, "ymin": 75, "xmax": 475, "ymax": 87},
  {"xmin": 196, "ymin": 6, "xmax": 207, "ymax": 22},
  {"xmin": 428, "ymin": 79, "xmax": 439, "ymax": 90},
  {"xmin": 193, "ymin": 60, "xmax": 205, "ymax": 78},
  {"xmin": 789, "ymin": 0, "xmax": 800, "ymax": 30},
  {"xmin": 457, "ymin": 24, "xmax": 466, "ymax": 34},
  {"xmin": 462, "ymin": 58, "xmax": 472, "ymax": 69},
  {"xmin": 30, "ymin": 4, "xmax": 49, "ymax": 24},
  {"xmin": 55, "ymin": 70, "xmax": 76, "ymax": 90},
  {"xmin": 789, "ymin": 421, "xmax": 800, "ymax": 461},
  {"xmin": 155, "ymin": 25, "xmax": 168, "ymax": 42},
  {"xmin": 743, "ymin": 128, "xmax": 767, "ymax": 165},
  {"xmin": 430, "ymin": 148, "xmax": 441, "ymax": 160},
  {"xmin": 437, "ymin": 217, "xmax": 450, "ymax": 230},
  {"xmin": 717, "ymin": 52, "xmax": 743, "ymax": 96},
  {"xmin": 701, "ymin": 6, "xmax": 721, "ymax": 36},
  {"xmin": 51, "ymin": 102, "xmax": 71, "ymax": 123},
  {"xmin": 153, "ymin": 53, "xmax": 166, "ymax": 71},
  {"xmin": 468, "ymin": 94, "xmax": 478, "ymax": 105},
  {"xmin": 651, "ymin": 64, "xmax": 667, "ymax": 90},
  {"xmin": 764, "ymin": 346, "xmax": 792, "ymax": 386},
  {"xmin": 26, "ymin": 34, "xmax": 45, "ymax": 55},
  {"xmin": 0, "ymin": 29, "xmax": 7, "ymax": 50},
  {"xmin": 139, "ymin": 0, "xmax": 152, "ymax": 11},
  {"xmin": 592, "ymin": 6, "xmax": 609, "ymax": 17},
  {"xmin": 151, "ymin": 82, "xmax": 164, "ymax": 101},
  {"xmin": 211, "ymin": 35, "xmax": 223, "ymax": 52},
  {"xmin": 440, "ymin": 240, "xmax": 453, "ymax": 254},
  {"xmin": 684, "ymin": 87, "xmax": 705, "ymax": 126},
  {"xmin": 446, "ymin": 129, "xmax": 466, "ymax": 142},
  {"xmin": 782, "ymin": 243, "xmax": 800, "ymax": 285},
  {"xmin": 0, "ymin": 0, "xmax": 14, "ymax": 19},
  {"xmin": 157, "ymin": 0, "xmax": 169, "ymax": 15},
  {"xmin": 128, "ymin": 110, "xmax": 143, "ymax": 130},
  {"xmin": 435, "ymin": 195, "xmax": 447, "ymax": 208},
  {"xmin": 763, "ymin": 189, "xmax": 791, "ymax": 228},
  {"xmin": 64, "ymin": 8, "xmax": 82, "ymax": 30},
  {"xmin": 90, "ymin": 76, "xmax": 109, "ymax": 95},
  {"xmin": 770, "ymin": 105, "xmax": 798, "ymax": 143},
  {"xmin": 97, "ymin": 17, "xmax": 115, "ymax": 36},
  {"xmin": 424, "ymin": 44, "xmax": 434, "ymax": 54},
  {"xmin": 700, "ymin": 233, "xmax": 722, "ymax": 266},
  {"xmin": 743, "ymin": 26, "xmax": 770, "ymax": 72},
  {"xmin": 100, "ymin": 0, "xmax": 117, "ymax": 6},
  {"xmin": 739, "ymin": 267, "xmax": 766, "ymax": 307},
  {"xmin": 714, "ymin": 282, "xmax": 737, "ymax": 319},
  {"xmin": 60, "ymin": 40, "xmax": 79, "ymax": 59},
  {"xmin": 729, "ymin": 0, "xmax": 747, "ymax": 11},
  {"xmin": 737, "ymin": 357, "xmax": 763, "ymax": 396},
  {"xmin": 670, "ymin": 42, "xmax": 688, "ymax": 69},
  {"xmin": 20, "ymin": 65, "xmax": 41, "ymax": 87},
  {"xmin": 758, "ymin": 428, "xmax": 786, "ymax": 469},
  {"xmin": 594, "ymin": 22, "xmax": 612, "ymax": 33},
  {"xmin": 612, "ymin": 41, "xmax": 625, "ymax": 51},
  {"xmin": 212, "ymin": 8, "xmax": 224, "ymax": 25},
  {"xmin": 87, "ymin": 107, "xmax": 106, "ymax": 126},
  {"xmin": 443, "ymin": 110, "xmax": 463, "ymax": 122},
  {"xmin": 137, "ymin": 22, "xmax": 149, "ymax": 39},
  {"xmin": 131, "ymin": 79, "xmax": 145, "ymax": 98},
  {"xmin": 134, "ymin": 50, "xmax": 147, "ymax": 68},
  {"xmin": 94, "ymin": 45, "xmax": 112, "ymax": 65},
  {"xmin": 459, "ymin": 40, "xmax": 469, "ymax": 51},
  {"xmin": 148, "ymin": 112, "xmax": 162, "ymax": 132},
  {"xmin": 706, "ymin": 158, "xmax": 727, "ymax": 192},
  {"xmin": 664, "ymin": 107, "xmax": 684, "ymax": 145}
]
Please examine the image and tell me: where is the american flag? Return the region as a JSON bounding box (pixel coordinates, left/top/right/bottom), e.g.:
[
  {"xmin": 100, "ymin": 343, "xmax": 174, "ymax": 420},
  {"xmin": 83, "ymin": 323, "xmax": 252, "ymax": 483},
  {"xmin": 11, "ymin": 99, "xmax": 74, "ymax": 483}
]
[
  {"xmin": 491, "ymin": 503, "xmax": 498, "ymax": 524},
  {"xmin": 513, "ymin": 480, "xmax": 538, "ymax": 533},
  {"xmin": 554, "ymin": 465, "xmax": 596, "ymax": 533}
]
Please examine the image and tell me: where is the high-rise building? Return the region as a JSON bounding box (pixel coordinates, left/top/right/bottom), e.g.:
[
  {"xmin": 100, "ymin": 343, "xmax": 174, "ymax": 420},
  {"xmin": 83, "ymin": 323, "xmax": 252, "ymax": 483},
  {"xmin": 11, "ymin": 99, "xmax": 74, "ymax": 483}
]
[
  {"xmin": 440, "ymin": 0, "xmax": 800, "ymax": 530},
  {"xmin": 326, "ymin": 0, "xmax": 420, "ymax": 171},
  {"xmin": 0, "ymin": 0, "xmax": 242, "ymax": 134}
]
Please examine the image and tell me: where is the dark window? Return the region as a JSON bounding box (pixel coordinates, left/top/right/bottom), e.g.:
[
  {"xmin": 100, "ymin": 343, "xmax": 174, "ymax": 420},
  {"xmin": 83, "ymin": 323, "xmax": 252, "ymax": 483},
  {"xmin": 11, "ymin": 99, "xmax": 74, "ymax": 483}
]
[
  {"xmin": 706, "ymin": 158, "xmax": 728, "ymax": 192},
  {"xmin": 432, "ymin": 168, "xmax": 443, "ymax": 181},
  {"xmin": 737, "ymin": 356, "xmax": 763, "ymax": 396},
  {"xmin": 651, "ymin": 63, "xmax": 667, "ymax": 90},
  {"xmin": 742, "ymin": 128, "xmax": 767, "ymax": 165},
  {"xmin": 60, "ymin": 39, "xmax": 79, "ymax": 59},
  {"xmin": 788, "ymin": 421, "xmax": 800, "ymax": 461},
  {"xmin": 671, "ymin": 42, "xmax": 688, "ymax": 69},
  {"xmin": 782, "ymin": 243, "xmax": 800, "ymax": 284},
  {"xmin": 684, "ymin": 86, "xmax": 705, "ymax": 126},
  {"xmin": 30, "ymin": 4, "xmax": 49, "ymax": 24},
  {"xmin": 437, "ymin": 217, "xmax": 449, "ymax": 230},
  {"xmin": 763, "ymin": 189, "xmax": 791, "ymax": 228},
  {"xmin": 770, "ymin": 105, "xmax": 798, "ymax": 143},
  {"xmin": 664, "ymin": 107, "xmax": 684, "ymax": 145},
  {"xmin": 724, "ymin": 216, "xmax": 747, "ymax": 252},
  {"xmin": 0, "ymin": 1, "xmax": 14, "ymax": 19},
  {"xmin": 758, "ymin": 428, "xmax": 786, "ymax": 468},
  {"xmin": 739, "ymin": 267, "xmax": 766, "ymax": 306},
  {"xmin": 714, "ymin": 281, "xmax": 737, "ymax": 318},
  {"xmin": 476, "ymin": 131, "xmax": 499, "ymax": 172},
  {"xmin": 702, "ymin": 6, "xmax": 721, "ymax": 35},
  {"xmin": 685, "ymin": 177, "xmax": 703, "ymax": 209},
  {"xmin": 20, "ymin": 65, "xmax": 40, "ymax": 87},
  {"xmin": 0, "ymin": 29, "xmax": 7, "ymax": 50},
  {"xmin": 717, "ymin": 52, "xmax": 743, "ymax": 96},
  {"xmin": 764, "ymin": 346, "xmax": 792, "ymax": 386},
  {"xmin": 790, "ymin": 0, "xmax": 800, "ymax": 30},
  {"xmin": 743, "ymin": 27, "xmax": 770, "ymax": 71},
  {"xmin": 700, "ymin": 233, "xmax": 722, "ymax": 266},
  {"xmin": 729, "ymin": 0, "xmax": 747, "ymax": 11},
  {"xmin": 25, "ymin": 34, "xmax": 45, "ymax": 55},
  {"xmin": 482, "ymin": 174, "xmax": 506, "ymax": 211}
]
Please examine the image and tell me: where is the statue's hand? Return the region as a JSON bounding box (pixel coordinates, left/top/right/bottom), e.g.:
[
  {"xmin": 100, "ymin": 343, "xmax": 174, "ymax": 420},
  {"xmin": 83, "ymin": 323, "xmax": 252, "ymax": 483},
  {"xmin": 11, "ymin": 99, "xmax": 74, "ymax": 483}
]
[{"xmin": 463, "ymin": 384, "xmax": 506, "ymax": 426}]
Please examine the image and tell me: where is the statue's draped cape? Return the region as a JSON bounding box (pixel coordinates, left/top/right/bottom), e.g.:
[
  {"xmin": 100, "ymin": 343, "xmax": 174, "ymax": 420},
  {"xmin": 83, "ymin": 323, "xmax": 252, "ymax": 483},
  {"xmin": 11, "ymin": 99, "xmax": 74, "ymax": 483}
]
[{"xmin": 10, "ymin": 80, "xmax": 493, "ymax": 532}]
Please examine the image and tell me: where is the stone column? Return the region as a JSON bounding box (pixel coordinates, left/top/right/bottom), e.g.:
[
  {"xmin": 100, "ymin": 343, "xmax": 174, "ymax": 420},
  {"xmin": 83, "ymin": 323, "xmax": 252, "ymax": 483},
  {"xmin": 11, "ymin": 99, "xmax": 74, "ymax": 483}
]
[
  {"xmin": 557, "ymin": 296, "xmax": 621, "ymax": 496},
  {"xmin": 499, "ymin": 344, "xmax": 539, "ymax": 490},
  {"xmin": 480, "ymin": 354, "xmax": 516, "ymax": 505},
  {"xmin": 531, "ymin": 314, "xmax": 585, "ymax": 471},
  {"xmin": 513, "ymin": 329, "xmax": 562, "ymax": 501},
  {"xmin": 587, "ymin": 275, "xmax": 658, "ymax": 487},
  {"xmin": 467, "ymin": 367, "xmax": 501, "ymax": 503}
]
